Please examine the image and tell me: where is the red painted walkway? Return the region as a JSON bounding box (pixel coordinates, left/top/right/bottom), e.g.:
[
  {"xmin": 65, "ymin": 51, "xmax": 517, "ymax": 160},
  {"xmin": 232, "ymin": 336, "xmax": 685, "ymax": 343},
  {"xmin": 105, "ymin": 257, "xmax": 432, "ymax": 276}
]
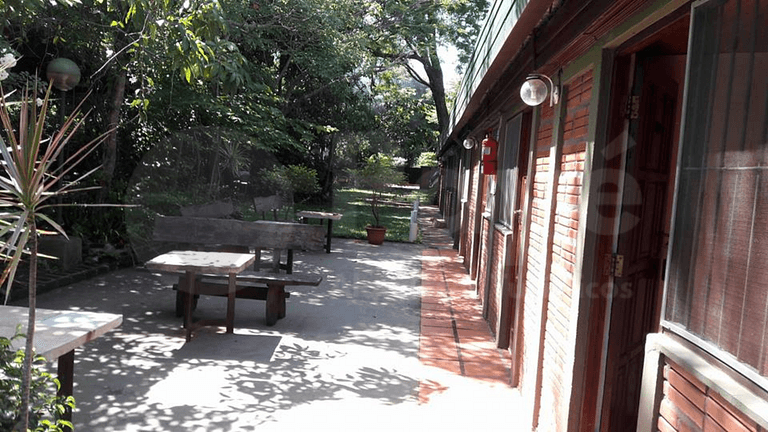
[{"xmin": 417, "ymin": 207, "xmax": 512, "ymax": 403}]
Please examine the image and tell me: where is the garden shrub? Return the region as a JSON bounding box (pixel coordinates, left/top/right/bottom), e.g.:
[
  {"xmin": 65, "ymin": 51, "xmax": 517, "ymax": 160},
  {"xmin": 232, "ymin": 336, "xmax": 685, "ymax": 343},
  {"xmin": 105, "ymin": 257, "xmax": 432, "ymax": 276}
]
[
  {"xmin": 259, "ymin": 165, "xmax": 320, "ymax": 203},
  {"xmin": 0, "ymin": 327, "xmax": 75, "ymax": 432}
]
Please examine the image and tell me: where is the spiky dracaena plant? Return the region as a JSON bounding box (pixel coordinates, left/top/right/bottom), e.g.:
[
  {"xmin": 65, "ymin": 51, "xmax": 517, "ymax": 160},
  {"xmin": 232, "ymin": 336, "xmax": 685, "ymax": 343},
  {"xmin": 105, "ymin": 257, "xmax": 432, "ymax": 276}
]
[{"xmin": 0, "ymin": 82, "xmax": 110, "ymax": 431}]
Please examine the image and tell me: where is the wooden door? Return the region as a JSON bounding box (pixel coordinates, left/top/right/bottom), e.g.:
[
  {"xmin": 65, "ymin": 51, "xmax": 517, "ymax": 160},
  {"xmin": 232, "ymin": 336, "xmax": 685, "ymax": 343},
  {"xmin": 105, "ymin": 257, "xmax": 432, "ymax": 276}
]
[
  {"xmin": 502, "ymin": 112, "xmax": 530, "ymax": 385},
  {"xmin": 602, "ymin": 54, "xmax": 679, "ymax": 431},
  {"xmin": 508, "ymin": 174, "xmax": 528, "ymax": 350}
]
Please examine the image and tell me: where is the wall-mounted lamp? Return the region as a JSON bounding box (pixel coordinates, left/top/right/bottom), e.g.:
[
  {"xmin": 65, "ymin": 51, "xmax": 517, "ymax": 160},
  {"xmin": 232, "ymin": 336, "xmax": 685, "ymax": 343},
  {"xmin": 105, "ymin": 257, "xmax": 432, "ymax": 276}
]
[
  {"xmin": 520, "ymin": 73, "xmax": 559, "ymax": 107},
  {"xmin": 462, "ymin": 137, "xmax": 477, "ymax": 150}
]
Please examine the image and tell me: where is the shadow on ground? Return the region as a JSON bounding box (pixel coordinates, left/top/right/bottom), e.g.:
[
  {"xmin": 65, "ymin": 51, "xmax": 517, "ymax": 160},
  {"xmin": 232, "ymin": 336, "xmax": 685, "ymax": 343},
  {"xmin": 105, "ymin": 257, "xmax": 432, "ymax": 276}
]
[{"xmin": 12, "ymin": 239, "xmax": 424, "ymax": 431}]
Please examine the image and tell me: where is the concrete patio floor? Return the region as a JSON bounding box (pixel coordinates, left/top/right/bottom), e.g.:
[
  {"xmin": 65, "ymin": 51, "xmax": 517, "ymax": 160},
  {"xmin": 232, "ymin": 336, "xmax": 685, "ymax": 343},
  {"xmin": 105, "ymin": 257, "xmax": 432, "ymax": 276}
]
[{"xmin": 12, "ymin": 208, "xmax": 524, "ymax": 431}]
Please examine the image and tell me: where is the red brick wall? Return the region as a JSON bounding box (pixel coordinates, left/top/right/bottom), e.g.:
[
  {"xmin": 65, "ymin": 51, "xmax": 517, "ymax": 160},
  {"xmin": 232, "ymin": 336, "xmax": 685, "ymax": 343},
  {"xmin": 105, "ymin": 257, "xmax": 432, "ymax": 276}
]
[
  {"xmin": 659, "ymin": 359, "xmax": 766, "ymax": 432},
  {"xmin": 462, "ymin": 150, "xmax": 481, "ymax": 269},
  {"xmin": 521, "ymin": 123, "xmax": 555, "ymax": 396},
  {"xmin": 563, "ymin": 72, "xmax": 592, "ymax": 147},
  {"xmin": 537, "ymin": 70, "xmax": 592, "ymax": 432}
]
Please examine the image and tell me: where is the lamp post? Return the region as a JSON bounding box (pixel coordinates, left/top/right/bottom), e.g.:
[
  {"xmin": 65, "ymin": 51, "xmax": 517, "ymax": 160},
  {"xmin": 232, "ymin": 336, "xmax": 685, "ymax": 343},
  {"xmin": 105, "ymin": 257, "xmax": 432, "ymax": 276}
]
[
  {"xmin": 45, "ymin": 58, "xmax": 81, "ymax": 225},
  {"xmin": 46, "ymin": 57, "xmax": 81, "ymax": 125},
  {"xmin": 46, "ymin": 58, "xmax": 81, "ymax": 92}
]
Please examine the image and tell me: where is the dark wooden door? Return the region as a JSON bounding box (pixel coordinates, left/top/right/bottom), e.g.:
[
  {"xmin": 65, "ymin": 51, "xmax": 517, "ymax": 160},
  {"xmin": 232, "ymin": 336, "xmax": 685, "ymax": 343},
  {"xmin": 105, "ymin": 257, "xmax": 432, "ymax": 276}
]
[
  {"xmin": 508, "ymin": 174, "xmax": 527, "ymax": 351},
  {"xmin": 602, "ymin": 55, "xmax": 679, "ymax": 431},
  {"xmin": 503, "ymin": 112, "xmax": 530, "ymax": 386}
]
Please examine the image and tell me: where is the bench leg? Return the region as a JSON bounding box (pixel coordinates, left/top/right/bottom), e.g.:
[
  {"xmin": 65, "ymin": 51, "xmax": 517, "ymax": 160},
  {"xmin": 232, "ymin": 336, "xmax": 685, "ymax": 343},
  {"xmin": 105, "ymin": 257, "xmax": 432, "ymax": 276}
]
[
  {"xmin": 184, "ymin": 271, "xmax": 195, "ymax": 341},
  {"xmin": 176, "ymin": 290, "xmax": 199, "ymax": 318},
  {"xmin": 286, "ymin": 249, "xmax": 293, "ymax": 274},
  {"xmin": 278, "ymin": 288, "xmax": 286, "ymax": 319},
  {"xmin": 253, "ymin": 249, "xmax": 262, "ymax": 271},
  {"xmin": 265, "ymin": 284, "xmax": 286, "ymax": 326},
  {"xmin": 175, "ymin": 291, "xmax": 184, "ymax": 317},
  {"xmin": 272, "ymin": 249, "xmax": 281, "ymax": 273},
  {"xmin": 226, "ymin": 273, "xmax": 236, "ymax": 333},
  {"xmin": 325, "ymin": 219, "xmax": 333, "ymax": 253},
  {"xmin": 57, "ymin": 350, "xmax": 74, "ymax": 430}
]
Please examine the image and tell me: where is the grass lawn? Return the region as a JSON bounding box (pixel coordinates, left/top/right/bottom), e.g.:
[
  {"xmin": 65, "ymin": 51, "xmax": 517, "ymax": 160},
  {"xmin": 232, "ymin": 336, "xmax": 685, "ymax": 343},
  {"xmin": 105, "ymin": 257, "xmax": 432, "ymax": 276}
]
[{"xmin": 241, "ymin": 187, "xmax": 431, "ymax": 243}]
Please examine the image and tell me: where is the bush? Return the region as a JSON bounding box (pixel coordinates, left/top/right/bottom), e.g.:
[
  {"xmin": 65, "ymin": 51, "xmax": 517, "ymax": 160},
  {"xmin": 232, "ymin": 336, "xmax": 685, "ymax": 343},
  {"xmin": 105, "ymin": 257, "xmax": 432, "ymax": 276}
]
[
  {"xmin": 0, "ymin": 327, "xmax": 75, "ymax": 431},
  {"xmin": 416, "ymin": 151, "xmax": 437, "ymax": 167},
  {"xmin": 259, "ymin": 165, "xmax": 321, "ymax": 203}
]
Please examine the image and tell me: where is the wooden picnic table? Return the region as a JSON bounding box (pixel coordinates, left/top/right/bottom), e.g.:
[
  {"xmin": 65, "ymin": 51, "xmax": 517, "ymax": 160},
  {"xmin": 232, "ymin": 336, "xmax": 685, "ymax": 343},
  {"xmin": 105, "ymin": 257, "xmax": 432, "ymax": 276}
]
[
  {"xmin": 296, "ymin": 211, "xmax": 343, "ymax": 253},
  {"xmin": 152, "ymin": 215, "xmax": 326, "ymax": 273},
  {"xmin": 0, "ymin": 306, "xmax": 122, "ymax": 424},
  {"xmin": 145, "ymin": 250, "xmax": 255, "ymax": 341}
]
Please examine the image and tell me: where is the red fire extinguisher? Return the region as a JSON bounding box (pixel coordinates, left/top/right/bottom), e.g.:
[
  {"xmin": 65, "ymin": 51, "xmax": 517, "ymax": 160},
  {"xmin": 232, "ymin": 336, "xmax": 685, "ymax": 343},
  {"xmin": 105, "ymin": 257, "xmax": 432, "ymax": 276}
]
[{"xmin": 482, "ymin": 132, "xmax": 498, "ymax": 175}]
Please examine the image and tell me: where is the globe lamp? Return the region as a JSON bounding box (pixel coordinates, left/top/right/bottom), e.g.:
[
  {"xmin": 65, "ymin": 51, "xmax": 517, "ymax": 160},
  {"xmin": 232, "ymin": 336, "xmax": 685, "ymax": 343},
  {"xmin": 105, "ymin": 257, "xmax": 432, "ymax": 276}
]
[{"xmin": 46, "ymin": 58, "xmax": 81, "ymax": 91}]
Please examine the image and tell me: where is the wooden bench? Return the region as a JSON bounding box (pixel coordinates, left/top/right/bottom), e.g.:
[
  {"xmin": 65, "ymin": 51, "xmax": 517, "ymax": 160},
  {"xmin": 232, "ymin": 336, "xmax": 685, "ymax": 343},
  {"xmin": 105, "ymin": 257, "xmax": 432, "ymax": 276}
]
[
  {"xmin": 153, "ymin": 215, "xmax": 325, "ymax": 273},
  {"xmin": 175, "ymin": 271, "xmax": 322, "ymax": 326},
  {"xmin": 152, "ymin": 215, "xmax": 325, "ymax": 325},
  {"xmin": 252, "ymin": 194, "xmax": 290, "ymax": 220},
  {"xmin": 296, "ymin": 211, "xmax": 343, "ymax": 253}
]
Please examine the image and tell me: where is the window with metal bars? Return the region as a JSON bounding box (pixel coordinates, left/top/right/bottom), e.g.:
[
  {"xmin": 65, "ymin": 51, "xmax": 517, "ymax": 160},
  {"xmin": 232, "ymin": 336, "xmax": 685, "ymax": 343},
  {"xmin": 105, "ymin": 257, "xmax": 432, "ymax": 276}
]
[{"xmin": 663, "ymin": 0, "xmax": 768, "ymax": 384}]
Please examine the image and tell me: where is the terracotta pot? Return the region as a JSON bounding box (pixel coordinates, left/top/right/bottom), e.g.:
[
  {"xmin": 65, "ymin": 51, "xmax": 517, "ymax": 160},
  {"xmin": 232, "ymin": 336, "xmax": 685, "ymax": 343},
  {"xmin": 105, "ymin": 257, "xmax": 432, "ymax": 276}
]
[{"xmin": 365, "ymin": 226, "xmax": 387, "ymax": 245}]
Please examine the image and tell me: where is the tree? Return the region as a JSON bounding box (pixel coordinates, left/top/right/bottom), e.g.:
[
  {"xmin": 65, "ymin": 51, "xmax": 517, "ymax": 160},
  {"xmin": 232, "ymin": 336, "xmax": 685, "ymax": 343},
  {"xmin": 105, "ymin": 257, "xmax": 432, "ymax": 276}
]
[
  {"xmin": 224, "ymin": 0, "xmax": 377, "ymax": 197},
  {"xmin": 365, "ymin": 0, "xmax": 489, "ymax": 140},
  {"xmin": 373, "ymin": 69, "xmax": 439, "ymax": 166}
]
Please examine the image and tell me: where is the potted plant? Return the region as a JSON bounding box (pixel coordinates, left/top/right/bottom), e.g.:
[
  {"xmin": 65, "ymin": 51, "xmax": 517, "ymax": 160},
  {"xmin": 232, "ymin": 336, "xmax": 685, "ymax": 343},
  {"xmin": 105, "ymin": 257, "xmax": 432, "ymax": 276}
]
[
  {"xmin": 0, "ymin": 75, "xmax": 110, "ymax": 431},
  {"xmin": 352, "ymin": 154, "xmax": 404, "ymax": 245}
]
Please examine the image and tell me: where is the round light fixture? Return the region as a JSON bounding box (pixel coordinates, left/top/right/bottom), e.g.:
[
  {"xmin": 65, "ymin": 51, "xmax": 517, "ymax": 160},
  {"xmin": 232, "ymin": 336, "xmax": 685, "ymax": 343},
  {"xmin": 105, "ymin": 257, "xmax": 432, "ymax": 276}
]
[
  {"xmin": 462, "ymin": 137, "xmax": 476, "ymax": 150},
  {"xmin": 46, "ymin": 58, "xmax": 81, "ymax": 91},
  {"xmin": 520, "ymin": 77, "xmax": 549, "ymax": 106}
]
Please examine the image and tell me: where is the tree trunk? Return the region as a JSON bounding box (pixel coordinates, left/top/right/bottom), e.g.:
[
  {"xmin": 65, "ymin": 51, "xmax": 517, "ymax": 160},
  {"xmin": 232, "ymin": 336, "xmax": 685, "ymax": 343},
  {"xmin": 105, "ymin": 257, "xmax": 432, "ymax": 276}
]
[
  {"xmin": 20, "ymin": 222, "xmax": 38, "ymax": 430},
  {"xmin": 422, "ymin": 38, "xmax": 449, "ymax": 144},
  {"xmin": 101, "ymin": 70, "xmax": 126, "ymax": 201},
  {"xmin": 323, "ymin": 134, "xmax": 336, "ymax": 205}
]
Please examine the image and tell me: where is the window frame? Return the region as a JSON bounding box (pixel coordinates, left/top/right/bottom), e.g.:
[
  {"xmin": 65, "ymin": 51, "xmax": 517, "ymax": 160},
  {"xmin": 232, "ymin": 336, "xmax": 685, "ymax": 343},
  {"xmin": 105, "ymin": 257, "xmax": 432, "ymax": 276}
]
[
  {"xmin": 496, "ymin": 113, "xmax": 525, "ymax": 228},
  {"xmin": 660, "ymin": 0, "xmax": 768, "ymax": 392}
]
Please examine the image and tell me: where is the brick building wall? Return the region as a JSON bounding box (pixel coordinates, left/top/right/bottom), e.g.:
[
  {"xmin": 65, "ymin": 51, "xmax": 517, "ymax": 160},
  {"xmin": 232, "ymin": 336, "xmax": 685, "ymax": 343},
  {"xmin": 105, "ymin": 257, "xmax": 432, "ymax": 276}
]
[
  {"xmin": 462, "ymin": 150, "xmax": 481, "ymax": 270},
  {"xmin": 520, "ymin": 100, "xmax": 555, "ymax": 400},
  {"xmin": 536, "ymin": 70, "xmax": 592, "ymax": 431}
]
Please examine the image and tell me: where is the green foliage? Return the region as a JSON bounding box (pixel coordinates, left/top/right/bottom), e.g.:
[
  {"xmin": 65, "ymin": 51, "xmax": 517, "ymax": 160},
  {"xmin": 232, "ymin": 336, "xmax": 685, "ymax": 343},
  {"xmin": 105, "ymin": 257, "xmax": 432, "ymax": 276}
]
[
  {"xmin": 298, "ymin": 187, "xmax": 428, "ymax": 243},
  {"xmin": 351, "ymin": 154, "xmax": 404, "ymax": 191},
  {"xmin": 260, "ymin": 165, "xmax": 321, "ymax": 203},
  {"xmin": 0, "ymin": 327, "xmax": 75, "ymax": 432},
  {"xmin": 0, "ymin": 83, "xmax": 109, "ymax": 302},
  {"xmin": 416, "ymin": 151, "xmax": 437, "ymax": 167},
  {"xmin": 371, "ymin": 71, "xmax": 440, "ymax": 163},
  {"xmin": 0, "ymin": 82, "xmax": 109, "ymax": 430},
  {"xmin": 365, "ymin": 0, "xmax": 489, "ymax": 137},
  {"xmin": 349, "ymin": 154, "xmax": 405, "ymax": 227},
  {"xmin": 0, "ymin": 0, "xmax": 488, "ymax": 257}
]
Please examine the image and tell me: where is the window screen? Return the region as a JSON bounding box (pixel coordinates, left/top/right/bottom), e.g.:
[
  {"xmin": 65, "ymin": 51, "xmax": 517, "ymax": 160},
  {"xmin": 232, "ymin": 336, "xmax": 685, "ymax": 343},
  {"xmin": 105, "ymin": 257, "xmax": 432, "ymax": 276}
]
[
  {"xmin": 664, "ymin": 0, "xmax": 768, "ymax": 378},
  {"xmin": 498, "ymin": 114, "xmax": 523, "ymax": 227}
]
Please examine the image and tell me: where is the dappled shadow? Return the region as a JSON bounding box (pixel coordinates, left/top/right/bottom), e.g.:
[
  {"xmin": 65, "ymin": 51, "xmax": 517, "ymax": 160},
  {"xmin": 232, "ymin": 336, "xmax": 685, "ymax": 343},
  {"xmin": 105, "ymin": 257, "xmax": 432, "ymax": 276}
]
[{"xmin": 11, "ymin": 238, "xmax": 427, "ymax": 430}]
